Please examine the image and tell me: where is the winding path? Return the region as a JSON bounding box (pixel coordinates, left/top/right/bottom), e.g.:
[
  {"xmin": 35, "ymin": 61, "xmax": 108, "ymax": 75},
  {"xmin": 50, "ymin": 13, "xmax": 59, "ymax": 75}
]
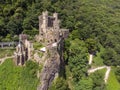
[
  {"xmin": 88, "ymin": 65, "xmax": 111, "ymax": 83},
  {"xmin": 88, "ymin": 54, "xmax": 93, "ymax": 65},
  {"xmin": 104, "ymin": 66, "xmax": 111, "ymax": 83},
  {"xmin": 0, "ymin": 56, "xmax": 14, "ymax": 64},
  {"xmin": 88, "ymin": 54, "xmax": 111, "ymax": 83},
  {"xmin": 88, "ymin": 66, "xmax": 106, "ymax": 73}
]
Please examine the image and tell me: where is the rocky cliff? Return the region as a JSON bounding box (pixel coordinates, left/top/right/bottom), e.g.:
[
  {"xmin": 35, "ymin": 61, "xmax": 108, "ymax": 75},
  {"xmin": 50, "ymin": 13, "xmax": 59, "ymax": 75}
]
[{"xmin": 37, "ymin": 47, "xmax": 61, "ymax": 90}]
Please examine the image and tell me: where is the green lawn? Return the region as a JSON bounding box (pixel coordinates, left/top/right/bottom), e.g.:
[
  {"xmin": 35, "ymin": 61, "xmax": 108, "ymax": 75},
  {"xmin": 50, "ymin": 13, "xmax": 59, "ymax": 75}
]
[
  {"xmin": 106, "ymin": 68, "xmax": 120, "ymax": 90},
  {"xmin": 0, "ymin": 58, "xmax": 39, "ymax": 90}
]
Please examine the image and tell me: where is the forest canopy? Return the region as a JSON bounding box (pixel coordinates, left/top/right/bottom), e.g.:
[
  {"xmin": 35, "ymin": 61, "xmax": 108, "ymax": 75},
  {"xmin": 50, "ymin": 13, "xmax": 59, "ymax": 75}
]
[{"xmin": 0, "ymin": 0, "xmax": 120, "ymax": 90}]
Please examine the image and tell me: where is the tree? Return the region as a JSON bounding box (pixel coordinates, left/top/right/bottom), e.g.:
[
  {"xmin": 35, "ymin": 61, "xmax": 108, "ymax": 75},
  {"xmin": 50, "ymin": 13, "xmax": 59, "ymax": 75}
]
[
  {"xmin": 75, "ymin": 78, "xmax": 93, "ymax": 90},
  {"xmin": 101, "ymin": 48, "xmax": 119, "ymax": 66},
  {"xmin": 49, "ymin": 77, "xmax": 70, "ymax": 90},
  {"xmin": 66, "ymin": 39, "xmax": 88, "ymax": 81},
  {"xmin": 6, "ymin": 19, "xmax": 23, "ymax": 35},
  {"xmin": 90, "ymin": 71, "xmax": 106, "ymax": 90},
  {"xmin": 115, "ymin": 67, "xmax": 120, "ymax": 83},
  {"xmin": 85, "ymin": 38, "xmax": 98, "ymax": 54}
]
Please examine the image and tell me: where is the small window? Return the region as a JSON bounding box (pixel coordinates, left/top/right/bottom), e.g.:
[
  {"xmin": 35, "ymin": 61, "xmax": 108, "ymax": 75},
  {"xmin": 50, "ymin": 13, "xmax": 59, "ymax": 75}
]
[{"xmin": 55, "ymin": 39, "xmax": 57, "ymax": 42}]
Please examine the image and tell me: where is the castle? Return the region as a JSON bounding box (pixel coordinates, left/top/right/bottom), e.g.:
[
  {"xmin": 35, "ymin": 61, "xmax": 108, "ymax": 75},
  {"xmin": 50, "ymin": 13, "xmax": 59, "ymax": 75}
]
[
  {"xmin": 14, "ymin": 11, "xmax": 69, "ymax": 66},
  {"xmin": 14, "ymin": 11, "xmax": 69, "ymax": 90}
]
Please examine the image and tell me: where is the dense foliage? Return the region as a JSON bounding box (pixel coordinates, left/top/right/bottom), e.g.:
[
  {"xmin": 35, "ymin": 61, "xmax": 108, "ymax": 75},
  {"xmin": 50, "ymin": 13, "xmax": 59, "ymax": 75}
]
[
  {"xmin": 65, "ymin": 38, "xmax": 88, "ymax": 82},
  {"xmin": 0, "ymin": 0, "xmax": 120, "ymax": 90},
  {"xmin": 49, "ymin": 77, "xmax": 70, "ymax": 90},
  {"xmin": 115, "ymin": 67, "xmax": 120, "ymax": 83}
]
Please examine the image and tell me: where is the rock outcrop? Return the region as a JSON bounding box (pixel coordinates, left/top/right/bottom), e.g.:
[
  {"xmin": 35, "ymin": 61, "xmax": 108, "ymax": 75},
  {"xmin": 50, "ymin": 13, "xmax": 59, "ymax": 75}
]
[
  {"xmin": 36, "ymin": 11, "xmax": 69, "ymax": 90},
  {"xmin": 37, "ymin": 48, "xmax": 60, "ymax": 90}
]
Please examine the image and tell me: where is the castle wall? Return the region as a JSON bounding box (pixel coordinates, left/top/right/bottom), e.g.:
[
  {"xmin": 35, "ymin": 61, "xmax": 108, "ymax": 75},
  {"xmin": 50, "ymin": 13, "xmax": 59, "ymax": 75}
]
[{"xmin": 14, "ymin": 34, "xmax": 33, "ymax": 65}]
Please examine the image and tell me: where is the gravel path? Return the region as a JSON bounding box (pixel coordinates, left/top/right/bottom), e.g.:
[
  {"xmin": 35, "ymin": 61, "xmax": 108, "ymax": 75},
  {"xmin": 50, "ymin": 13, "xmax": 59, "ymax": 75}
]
[
  {"xmin": 88, "ymin": 66, "xmax": 106, "ymax": 73},
  {"xmin": 88, "ymin": 54, "xmax": 93, "ymax": 65},
  {"xmin": 0, "ymin": 56, "xmax": 14, "ymax": 64},
  {"xmin": 104, "ymin": 66, "xmax": 111, "ymax": 83},
  {"xmin": 88, "ymin": 66, "xmax": 111, "ymax": 83}
]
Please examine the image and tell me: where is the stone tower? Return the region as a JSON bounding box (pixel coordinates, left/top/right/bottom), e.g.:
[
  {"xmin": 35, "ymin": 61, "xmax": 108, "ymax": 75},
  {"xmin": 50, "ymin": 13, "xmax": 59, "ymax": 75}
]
[
  {"xmin": 37, "ymin": 11, "xmax": 69, "ymax": 45},
  {"xmin": 14, "ymin": 34, "xmax": 33, "ymax": 65},
  {"xmin": 14, "ymin": 41, "xmax": 27, "ymax": 65}
]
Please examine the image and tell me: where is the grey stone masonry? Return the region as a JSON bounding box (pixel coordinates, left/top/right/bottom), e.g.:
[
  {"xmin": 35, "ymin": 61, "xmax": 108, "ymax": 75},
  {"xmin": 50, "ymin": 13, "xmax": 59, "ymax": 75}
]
[
  {"xmin": 37, "ymin": 11, "xmax": 69, "ymax": 45},
  {"xmin": 14, "ymin": 34, "xmax": 33, "ymax": 65}
]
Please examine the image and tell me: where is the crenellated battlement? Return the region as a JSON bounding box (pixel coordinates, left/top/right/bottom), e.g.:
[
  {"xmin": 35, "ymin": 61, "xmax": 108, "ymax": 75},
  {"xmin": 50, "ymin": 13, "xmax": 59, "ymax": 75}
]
[{"xmin": 37, "ymin": 11, "xmax": 69, "ymax": 45}]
